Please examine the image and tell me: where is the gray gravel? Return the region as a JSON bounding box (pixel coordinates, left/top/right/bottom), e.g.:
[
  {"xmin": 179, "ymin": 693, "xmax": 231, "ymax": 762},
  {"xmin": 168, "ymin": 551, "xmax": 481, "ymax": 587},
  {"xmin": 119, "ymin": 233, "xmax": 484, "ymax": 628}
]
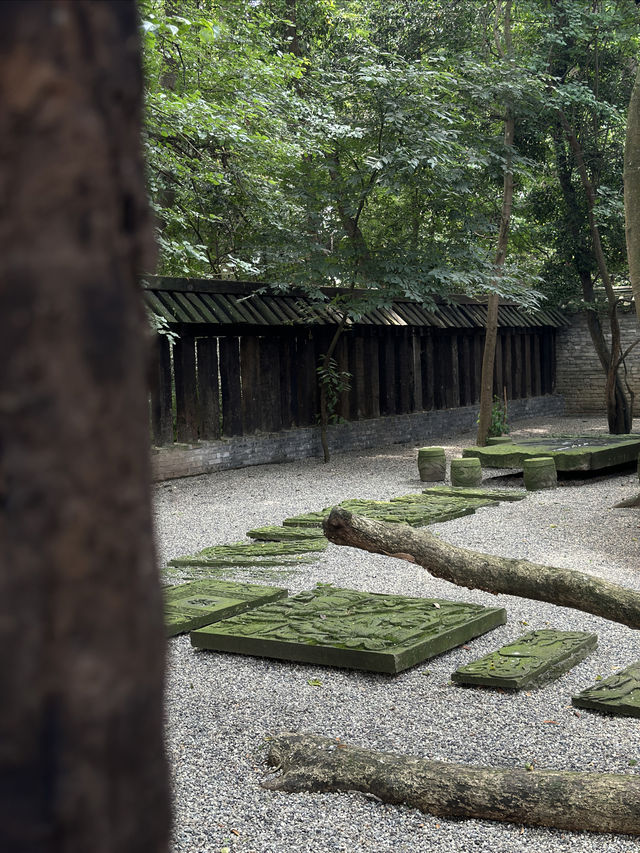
[{"xmin": 155, "ymin": 415, "xmax": 640, "ymax": 852}]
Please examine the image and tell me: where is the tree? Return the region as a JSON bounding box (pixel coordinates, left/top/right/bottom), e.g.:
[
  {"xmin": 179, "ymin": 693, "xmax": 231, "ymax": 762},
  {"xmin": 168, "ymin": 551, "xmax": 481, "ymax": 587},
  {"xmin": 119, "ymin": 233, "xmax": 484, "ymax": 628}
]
[
  {"xmin": 625, "ymin": 63, "xmax": 640, "ymax": 323},
  {"xmin": 0, "ymin": 2, "xmax": 169, "ymax": 850}
]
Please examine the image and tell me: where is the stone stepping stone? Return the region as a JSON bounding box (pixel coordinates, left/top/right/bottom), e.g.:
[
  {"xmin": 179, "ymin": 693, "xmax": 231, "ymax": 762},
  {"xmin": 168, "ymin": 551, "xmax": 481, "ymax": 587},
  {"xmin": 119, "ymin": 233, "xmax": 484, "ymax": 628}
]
[
  {"xmin": 164, "ymin": 579, "xmax": 288, "ymax": 637},
  {"xmin": 190, "ymin": 585, "xmax": 507, "ymax": 673},
  {"xmin": 421, "ymin": 486, "xmax": 527, "ymax": 502},
  {"xmin": 452, "ymin": 629, "xmax": 597, "ymax": 689},
  {"xmin": 572, "ymin": 662, "xmax": 640, "ymax": 718},
  {"xmin": 167, "ymin": 539, "xmax": 326, "ymax": 568},
  {"xmin": 247, "ymin": 525, "xmax": 326, "ymax": 543}
]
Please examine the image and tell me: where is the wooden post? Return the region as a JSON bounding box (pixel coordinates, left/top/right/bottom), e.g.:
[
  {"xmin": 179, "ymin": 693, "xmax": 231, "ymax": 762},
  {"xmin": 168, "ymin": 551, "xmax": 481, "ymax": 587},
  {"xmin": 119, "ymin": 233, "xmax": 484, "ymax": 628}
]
[
  {"xmin": 240, "ymin": 335, "xmax": 261, "ymax": 434},
  {"xmin": 219, "ymin": 336, "xmax": 243, "ymax": 436},
  {"xmin": 150, "ymin": 334, "xmax": 173, "ymax": 445},
  {"xmin": 197, "ymin": 337, "xmax": 221, "ymax": 439},
  {"xmin": 173, "ymin": 335, "xmax": 198, "ymax": 443}
]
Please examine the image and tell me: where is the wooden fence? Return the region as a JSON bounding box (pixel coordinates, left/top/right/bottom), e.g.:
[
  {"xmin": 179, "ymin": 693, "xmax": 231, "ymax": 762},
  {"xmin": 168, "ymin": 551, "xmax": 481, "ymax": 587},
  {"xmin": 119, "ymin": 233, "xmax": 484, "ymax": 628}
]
[{"xmin": 149, "ymin": 325, "xmax": 557, "ymax": 445}]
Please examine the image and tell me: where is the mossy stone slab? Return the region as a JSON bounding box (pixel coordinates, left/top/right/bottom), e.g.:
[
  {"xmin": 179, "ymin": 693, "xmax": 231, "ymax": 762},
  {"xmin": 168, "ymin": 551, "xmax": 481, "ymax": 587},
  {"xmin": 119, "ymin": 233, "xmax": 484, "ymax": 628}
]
[
  {"xmin": 164, "ymin": 579, "xmax": 288, "ymax": 637},
  {"xmin": 190, "ymin": 585, "xmax": 507, "ymax": 673},
  {"xmin": 168, "ymin": 539, "xmax": 326, "ymax": 567},
  {"xmin": 572, "ymin": 662, "xmax": 640, "ymax": 718},
  {"xmin": 452, "ymin": 629, "xmax": 597, "ymax": 689},
  {"xmin": 422, "ymin": 486, "xmax": 527, "ymax": 502},
  {"xmin": 247, "ymin": 525, "xmax": 327, "ymax": 543},
  {"xmin": 463, "ymin": 434, "xmax": 640, "ymax": 472}
]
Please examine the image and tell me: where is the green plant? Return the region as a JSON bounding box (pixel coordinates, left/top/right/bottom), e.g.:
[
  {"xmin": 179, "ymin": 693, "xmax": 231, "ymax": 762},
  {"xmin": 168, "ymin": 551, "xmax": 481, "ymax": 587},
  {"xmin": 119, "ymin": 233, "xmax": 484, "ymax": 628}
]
[
  {"xmin": 317, "ymin": 358, "xmax": 351, "ymax": 426},
  {"xmin": 486, "ymin": 395, "xmax": 509, "ymax": 437}
]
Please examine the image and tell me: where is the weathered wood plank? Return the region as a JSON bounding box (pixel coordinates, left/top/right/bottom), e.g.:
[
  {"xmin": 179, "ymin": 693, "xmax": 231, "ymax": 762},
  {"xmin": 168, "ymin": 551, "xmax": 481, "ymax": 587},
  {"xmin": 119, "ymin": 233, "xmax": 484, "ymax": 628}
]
[
  {"xmin": 150, "ymin": 334, "xmax": 173, "ymax": 445},
  {"xmin": 219, "ymin": 336, "xmax": 243, "ymax": 436},
  {"xmin": 196, "ymin": 337, "xmax": 221, "ymax": 440},
  {"xmin": 532, "ymin": 333, "xmax": 542, "ymax": 396},
  {"xmin": 412, "ymin": 330, "xmax": 423, "ymax": 412},
  {"xmin": 380, "ymin": 331, "xmax": 397, "ymax": 415},
  {"xmin": 365, "ymin": 329, "xmax": 380, "ymax": 418},
  {"xmin": 173, "ymin": 336, "xmax": 198, "ymax": 443},
  {"xmin": 422, "ymin": 330, "xmax": 435, "ymax": 410},
  {"xmin": 295, "ymin": 332, "xmax": 317, "ymax": 426},
  {"xmin": 449, "ymin": 335, "xmax": 460, "ymax": 408},
  {"xmin": 279, "ymin": 334, "xmax": 295, "ymax": 429},
  {"xmin": 524, "ymin": 333, "xmax": 533, "ymax": 397},
  {"xmin": 259, "ymin": 336, "xmax": 283, "ymax": 433},
  {"xmin": 503, "ymin": 331, "xmax": 513, "ymax": 400},
  {"xmin": 240, "ymin": 335, "xmax": 261, "ymax": 434}
]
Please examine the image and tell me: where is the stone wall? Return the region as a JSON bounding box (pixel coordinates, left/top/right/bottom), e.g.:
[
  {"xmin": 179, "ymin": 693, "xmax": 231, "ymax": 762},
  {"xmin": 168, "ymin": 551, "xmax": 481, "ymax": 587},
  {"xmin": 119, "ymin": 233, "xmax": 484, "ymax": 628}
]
[
  {"xmin": 555, "ymin": 310, "xmax": 640, "ymax": 414},
  {"xmin": 151, "ymin": 394, "xmax": 565, "ymax": 481}
]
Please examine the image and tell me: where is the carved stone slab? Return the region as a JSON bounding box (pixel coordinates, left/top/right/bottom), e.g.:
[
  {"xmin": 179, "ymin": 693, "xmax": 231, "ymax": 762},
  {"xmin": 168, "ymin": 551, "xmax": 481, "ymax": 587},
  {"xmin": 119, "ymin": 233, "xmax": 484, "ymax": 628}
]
[
  {"xmin": 572, "ymin": 662, "xmax": 640, "ymax": 717},
  {"xmin": 421, "ymin": 486, "xmax": 527, "ymax": 502},
  {"xmin": 452, "ymin": 629, "xmax": 598, "ymax": 689},
  {"xmin": 190, "ymin": 585, "xmax": 507, "ymax": 673},
  {"xmin": 463, "ymin": 434, "xmax": 640, "ymax": 472},
  {"xmin": 164, "ymin": 579, "xmax": 288, "ymax": 637},
  {"xmin": 167, "ymin": 539, "xmax": 325, "ymax": 567}
]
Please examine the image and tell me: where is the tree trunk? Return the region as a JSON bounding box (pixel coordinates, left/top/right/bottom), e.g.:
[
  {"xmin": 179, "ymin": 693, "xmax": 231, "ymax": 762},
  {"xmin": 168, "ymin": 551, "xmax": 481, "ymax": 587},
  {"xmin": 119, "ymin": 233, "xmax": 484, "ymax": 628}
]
[
  {"xmin": 625, "ymin": 64, "xmax": 640, "ymax": 324},
  {"xmin": 264, "ymin": 732, "xmax": 640, "ymax": 835},
  {"xmin": 323, "ymin": 508, "xmax": 640, "ymax": 630},
  {"xmin": 477, "ymin": 1, "xmax": 513, "ymax": 447},
  {"xmin": 0, "ymin": 3, "xmax": 169, "ymax": 851}
]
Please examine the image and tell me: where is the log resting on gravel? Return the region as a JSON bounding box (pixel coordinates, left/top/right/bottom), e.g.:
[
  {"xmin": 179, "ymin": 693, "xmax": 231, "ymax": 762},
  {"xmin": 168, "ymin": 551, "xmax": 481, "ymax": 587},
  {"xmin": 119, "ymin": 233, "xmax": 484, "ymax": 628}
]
[
  {"xmin": 263, "ymin": 733, "xmax": 640, "ymax": 835},
  {"xmin": 323, "ymin": 508, "xmax": 640, "ymax": 630}
]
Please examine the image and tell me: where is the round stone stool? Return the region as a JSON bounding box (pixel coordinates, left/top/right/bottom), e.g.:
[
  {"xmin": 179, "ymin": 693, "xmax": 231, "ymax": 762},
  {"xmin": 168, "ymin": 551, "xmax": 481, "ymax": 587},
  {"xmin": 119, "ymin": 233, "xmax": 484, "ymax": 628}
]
[
  {"xmin": 486, "ymin": 435, "xmax": 512, "ymax": 445},
  {"xmin": 450, "ymin": 457, "xmax": 482, "ymax": 487},
  {"xmin": 523, "ymin": 456, "xmax": 557, "ymax": 491},
  {"xmin": 417, "ymin": 447, "xmax": 446, "ymax": 482}
]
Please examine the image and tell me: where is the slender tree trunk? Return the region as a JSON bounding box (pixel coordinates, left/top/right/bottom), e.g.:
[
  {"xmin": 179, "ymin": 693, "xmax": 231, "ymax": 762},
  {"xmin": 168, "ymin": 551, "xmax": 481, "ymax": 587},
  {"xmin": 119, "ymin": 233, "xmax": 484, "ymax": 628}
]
[
  {"xmin": 0, "ymin": 2, "xmax": 169, "ymax": 851},
  {"xmin": 625, "ymin": 64, "xmax": 640, "ymax": 324},
  {"xmin": 324, "ymin": 508, "xmax": 640, "ymax": 630},
  {"xmin": 477, "ymin": 1, "xmax": 514, "ymax": 446},
  {"xmin": 265, "ymin": 732, "xmax": 640, "ymax": 836}
]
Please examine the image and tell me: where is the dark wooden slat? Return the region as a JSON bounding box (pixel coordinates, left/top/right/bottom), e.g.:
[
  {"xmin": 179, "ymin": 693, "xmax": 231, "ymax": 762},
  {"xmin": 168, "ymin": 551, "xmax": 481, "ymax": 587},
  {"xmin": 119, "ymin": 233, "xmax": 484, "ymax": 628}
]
[
  {"xmin": 240, "ymin": 336, "xmax": 261, "ymax": 434},
  {"xmin": 150, "ymin": 334, "xmax": 173, "ymax": 445},
  {"xmin": 279, "ymin": 334, "xmax": 294, "ymax": 429},
  {"xmin": 412, "ymin": 330, "xmax": 423, "ymax": 412},
  {"xmin": 173, "ymin": 336, "xmax": 198, "ymax": 443},
  {"xmin": 365, "ymin": 330, "xmax": 380, "ymax": 418},
  {"xmin": 460, "ymin": 335, "xmax": 472, "ymax": 406},
  {"xmin": 259, "ymin": 336, "xmax": 283, "ymax": 432},
  {"xmin": 474, "ymin": 334, "xmax": 484, "ymax": 404},
  {"xmin": 353, "ymin": 334, "xmax": 367, "ymax": 419},
  {"xmin": 397, "ymin": 329, "xmax": 412, "ymax": 414},
  {"xmin": 296, "ymin": 332, "xmax": 317, "ymax": 426},
  {"xmin": 524, "ymin": 333, "xmax": 533, "ymax": 397},
  {"xmin": 196, "ymin": 337, "xmax": 221, "ymax": 440},
  {"xmin": 219, "ymin": 337, "xmax": 243, "ymax": 436},
  {"xmin": 421, "ymin": 330, "xmax": 435, "ymax": 410},
  {"xmin": 494, "ymin": 334, "xmax": 503, "ymax": 398},
  {"xmin": 504, "ymin": 331, "xmax": 513, "ymax": 400},
  {"xmin": 335, "ymin": 333, "xmax": 350, "ymax": 420},
  {"xmin": 533, "ymin": 334, "xmax": 542, "ymax": 396},
  {"xmin": 449, "ymin": 335, "xmax": 460, "ymax": 408},
  {"xmin": 513, "ymin": 333, "xmax": 523, "ymax": 399},
  {"xmin": 379, "ymin": 331, "xmax": 397, "ymax": 415}
]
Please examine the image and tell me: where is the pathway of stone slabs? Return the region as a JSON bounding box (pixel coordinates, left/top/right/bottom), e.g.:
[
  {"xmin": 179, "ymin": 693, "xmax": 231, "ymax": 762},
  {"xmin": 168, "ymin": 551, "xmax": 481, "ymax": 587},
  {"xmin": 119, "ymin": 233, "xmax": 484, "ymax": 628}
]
[{"xmin": 462, "ymin": 433, "xmax": 640, "ymax": 472}]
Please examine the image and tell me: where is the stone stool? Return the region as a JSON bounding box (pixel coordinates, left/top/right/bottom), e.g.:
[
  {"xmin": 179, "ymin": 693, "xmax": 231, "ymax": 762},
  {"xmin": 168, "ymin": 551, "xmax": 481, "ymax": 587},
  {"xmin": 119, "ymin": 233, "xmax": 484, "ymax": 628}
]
[
  {"xmin": 523, "ymin": 456, "xmax": 557, "ymax": 491},
  {"xmin": 450, "ymin": 457, "xmax": 482, "ymax": 487},
  {"xmin": 418, "ymin": 447, "xmax": 446, "ymax": 482}
]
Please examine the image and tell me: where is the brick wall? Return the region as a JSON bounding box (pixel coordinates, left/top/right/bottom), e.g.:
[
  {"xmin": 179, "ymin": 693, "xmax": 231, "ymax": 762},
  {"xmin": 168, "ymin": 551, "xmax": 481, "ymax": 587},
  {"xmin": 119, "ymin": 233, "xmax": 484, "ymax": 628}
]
[
  {"xmin": 555, "ymin": 311, "xmax": 640, "ymax": 414},
  {"xmin": 151, "ymin": 394, "xmax": 565, "ymax": 481}
]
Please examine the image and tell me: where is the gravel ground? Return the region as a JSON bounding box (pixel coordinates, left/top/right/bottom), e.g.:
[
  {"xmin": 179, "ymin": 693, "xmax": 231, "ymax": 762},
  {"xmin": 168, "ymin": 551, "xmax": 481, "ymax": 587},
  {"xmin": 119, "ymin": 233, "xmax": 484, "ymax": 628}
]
[{"xmin": 155, "ymin": 415, "xmax": 640, "ymax": 853}]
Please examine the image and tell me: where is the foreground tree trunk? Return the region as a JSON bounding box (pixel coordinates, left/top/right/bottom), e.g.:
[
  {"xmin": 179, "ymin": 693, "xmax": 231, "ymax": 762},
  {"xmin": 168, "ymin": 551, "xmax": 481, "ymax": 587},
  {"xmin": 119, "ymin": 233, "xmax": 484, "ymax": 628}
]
[
  {"xmin": 0, "ymin": 2, "xmax": 169, "ymax": 851},
  {"xmin": 625, "ymin": 64, "xmax": 640, "ymax": 324},
  {"xmin": 324, "ymin": 508, "xmax": 640, "ymax": 629},
  {"xmin": 264, "ymin": 733, "xmax": 640, "ymax": 835}
]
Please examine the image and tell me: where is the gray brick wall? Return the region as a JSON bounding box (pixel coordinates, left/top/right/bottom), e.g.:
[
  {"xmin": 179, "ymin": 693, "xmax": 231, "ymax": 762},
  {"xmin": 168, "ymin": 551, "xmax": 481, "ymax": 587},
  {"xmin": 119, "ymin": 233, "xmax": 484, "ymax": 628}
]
[
  {"xmin": 151, "ymin": 394, "xmax": 565, "ymax": 481},
  {"xmin": 555, "ymin": 311, "xmax": 640, "ymax": 414}
]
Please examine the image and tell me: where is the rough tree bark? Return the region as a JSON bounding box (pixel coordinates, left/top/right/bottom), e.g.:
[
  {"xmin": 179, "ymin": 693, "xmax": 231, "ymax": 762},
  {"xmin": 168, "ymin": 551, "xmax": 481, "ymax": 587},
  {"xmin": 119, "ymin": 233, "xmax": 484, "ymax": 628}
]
[
  {"xmin": 625, "ymin": 63, "xmax": 640, "ymax": 324},
  {"xmin": 477, "ymin": 0, "xmax": 513, "ymax": 447},
  {"xmin": 0, "ymin": 2, "xmax": 169, "ymax": 851},
  {"xmin": 264, "ymin": 733, "xmax": 640, "ymax": 835},
  {"xmin": 323, "ymin": 508, "xmax": 640, "ymax": 630}
]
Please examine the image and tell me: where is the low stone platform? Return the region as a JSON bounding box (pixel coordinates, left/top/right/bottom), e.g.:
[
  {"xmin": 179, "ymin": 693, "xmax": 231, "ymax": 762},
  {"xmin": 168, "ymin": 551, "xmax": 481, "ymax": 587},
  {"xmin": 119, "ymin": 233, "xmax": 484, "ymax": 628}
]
[
  {"xmin": 421, "ymin": 486, "xmax": 527, "ymax": 502},
  {"xmin": 452, "ymin": 629, "xmax": 597, "ymax": 689},
  {"xmin": 167, "ymin": 539, "xmax": 326, "ymax": 568},
  {"xmin": 190, "ymin": 585, "xmax": 507, "ymax": 673},
  {"xmin": 164, "ymin": 579, "xmax": 288, "ymax": 636},
  {"xmin": 462, "ymin": 434, "xmax": 640, "ymax": 472},
  {"xmin": 572, "ymin": 662, "xmax": 640, "ymax": 717}
]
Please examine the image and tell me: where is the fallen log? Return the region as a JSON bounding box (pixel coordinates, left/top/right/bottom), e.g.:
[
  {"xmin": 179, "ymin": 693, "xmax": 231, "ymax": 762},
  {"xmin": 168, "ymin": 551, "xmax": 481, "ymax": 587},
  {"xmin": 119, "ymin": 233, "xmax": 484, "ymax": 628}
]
[
  {"xmin": 323, "ymin": 507, "xmax": 640, "ymax": 630},
  {"xmin": 263, "ymin": 732, "xmax": 640, "ymax": 835}
]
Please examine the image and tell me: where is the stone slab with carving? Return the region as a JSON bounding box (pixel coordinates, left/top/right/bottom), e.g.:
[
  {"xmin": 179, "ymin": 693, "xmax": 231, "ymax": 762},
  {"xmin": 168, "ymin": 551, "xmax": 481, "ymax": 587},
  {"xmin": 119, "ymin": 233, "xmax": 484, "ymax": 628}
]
[
  {"xmin": 164, "ymin": 579, "xmax": 288, "ymax": 637},
  {"xmin": 190, "ymin": 585, "xmax": 507, "ymax": 673},
  {"xmin": 572, "ymin": 662, "xmax": 640, "ymax": 717},
  {"xmin": 452, "ymin": 629, "xmax": 597, "ymax": 689}
]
